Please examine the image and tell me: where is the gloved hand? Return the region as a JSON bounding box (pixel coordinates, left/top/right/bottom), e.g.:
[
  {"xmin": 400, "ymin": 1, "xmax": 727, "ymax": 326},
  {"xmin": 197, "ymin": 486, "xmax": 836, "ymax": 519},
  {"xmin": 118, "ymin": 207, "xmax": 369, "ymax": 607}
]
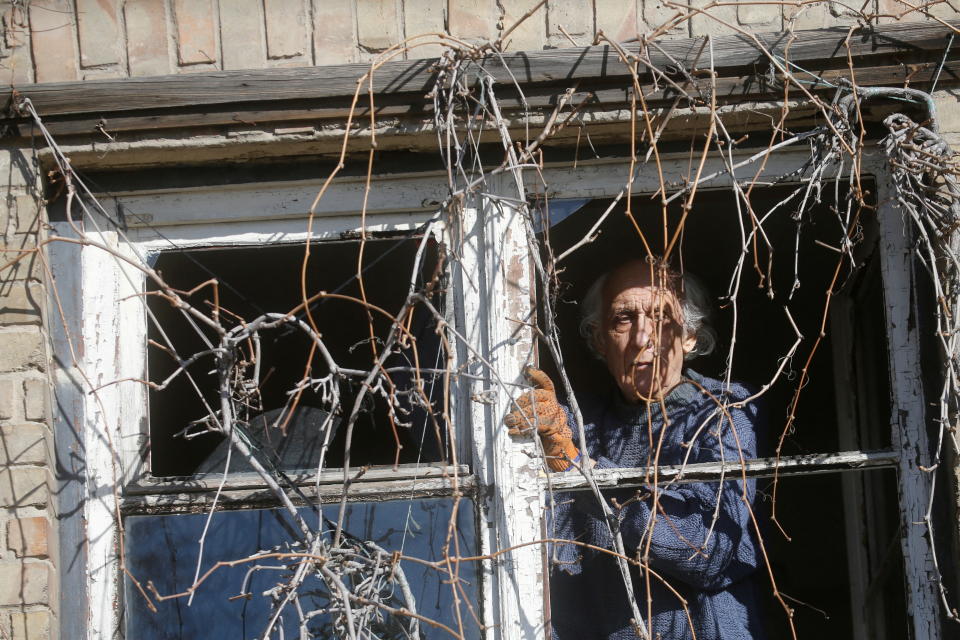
[{"xmin": 504, "ymin": 366, "xmax": 581, "ymax": 472}]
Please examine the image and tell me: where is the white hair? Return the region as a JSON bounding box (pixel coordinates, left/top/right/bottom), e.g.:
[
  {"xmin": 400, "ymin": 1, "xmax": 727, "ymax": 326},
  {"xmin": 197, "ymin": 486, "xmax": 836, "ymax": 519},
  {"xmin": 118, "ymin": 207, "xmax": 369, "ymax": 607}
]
[{"xmin": 578, "ymin": 267, "xmax": 717, "ymax": 360}]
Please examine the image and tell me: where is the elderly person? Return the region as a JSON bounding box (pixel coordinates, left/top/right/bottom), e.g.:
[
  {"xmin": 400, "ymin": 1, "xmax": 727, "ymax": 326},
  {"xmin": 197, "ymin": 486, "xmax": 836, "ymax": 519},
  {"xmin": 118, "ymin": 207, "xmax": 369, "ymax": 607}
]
[{"xmin": 506, "ymin": 259, "xmax": 764, "ymax": 640}]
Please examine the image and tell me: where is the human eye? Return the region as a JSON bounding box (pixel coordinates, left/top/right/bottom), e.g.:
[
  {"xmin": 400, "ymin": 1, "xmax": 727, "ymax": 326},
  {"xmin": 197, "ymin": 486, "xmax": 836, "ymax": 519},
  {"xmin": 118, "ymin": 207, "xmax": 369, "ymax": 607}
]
[{"xmin": 611, "ymin": 310, "xmax": 633, "ymax": 327}]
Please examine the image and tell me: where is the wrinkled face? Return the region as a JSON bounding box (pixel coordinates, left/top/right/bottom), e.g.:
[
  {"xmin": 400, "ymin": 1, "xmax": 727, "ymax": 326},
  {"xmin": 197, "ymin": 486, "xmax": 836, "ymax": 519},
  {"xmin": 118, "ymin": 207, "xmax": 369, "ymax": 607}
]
[{"xmin": 598, "ymin": 264, "xmax": 697, "ymax": 403}]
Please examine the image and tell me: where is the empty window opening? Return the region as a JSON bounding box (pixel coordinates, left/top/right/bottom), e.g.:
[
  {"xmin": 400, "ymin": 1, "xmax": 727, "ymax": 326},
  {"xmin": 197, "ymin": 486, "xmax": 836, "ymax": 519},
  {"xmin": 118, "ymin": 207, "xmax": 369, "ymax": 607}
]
[
  {"xmin": 146, "ymin": 237, "xmax": 446, "ymax": 477},
  {"xmin": 538, "ymin": 182, "xmax": 904, "ymax": 638}
]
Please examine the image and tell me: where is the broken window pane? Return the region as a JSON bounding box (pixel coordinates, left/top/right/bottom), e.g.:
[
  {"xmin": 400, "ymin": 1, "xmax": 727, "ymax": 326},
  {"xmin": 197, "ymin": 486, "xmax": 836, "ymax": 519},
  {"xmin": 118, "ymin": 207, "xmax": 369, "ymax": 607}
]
[
  {"xmin": 146, "ymin": 237, "xmax": 448, "ymax": 476},
  {"xmin": 124, "ymin": 497, "xmax": 478, "ymax": 639}
]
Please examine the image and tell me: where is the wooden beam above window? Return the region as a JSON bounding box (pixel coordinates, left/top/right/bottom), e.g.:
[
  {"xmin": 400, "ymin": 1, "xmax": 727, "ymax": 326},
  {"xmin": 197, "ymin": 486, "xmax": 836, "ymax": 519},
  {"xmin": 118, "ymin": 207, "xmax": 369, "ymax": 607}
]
[{"xmin": 2, "ymin": 20, "xmax": 956, "ymax": 141}]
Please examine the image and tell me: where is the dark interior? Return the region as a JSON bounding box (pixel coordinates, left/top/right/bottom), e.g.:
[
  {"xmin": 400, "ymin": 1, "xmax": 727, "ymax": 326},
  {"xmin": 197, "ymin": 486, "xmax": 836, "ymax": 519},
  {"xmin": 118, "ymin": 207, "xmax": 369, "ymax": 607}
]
[
  {"xmin": 143, "ymin": 180, "xmax": 910, "ymax": 637},
  {"xmin": 539, "ymin": 184, "xmax": 888, "ymax": 452},
  {"xmin": 146, "ymin": 236, "xmax": 445, "ymax": 477},
  {"xmin": 540, "ymin": 183, "xmax": 907, "ymax": 638}
]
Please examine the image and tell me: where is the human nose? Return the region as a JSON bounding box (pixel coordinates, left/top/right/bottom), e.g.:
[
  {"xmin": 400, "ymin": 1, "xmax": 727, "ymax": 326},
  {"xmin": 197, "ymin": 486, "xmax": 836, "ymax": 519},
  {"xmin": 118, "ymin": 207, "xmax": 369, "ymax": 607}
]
[{"xmin": 630, "ymin": 321, "xmax": 654, "ymax": 351}]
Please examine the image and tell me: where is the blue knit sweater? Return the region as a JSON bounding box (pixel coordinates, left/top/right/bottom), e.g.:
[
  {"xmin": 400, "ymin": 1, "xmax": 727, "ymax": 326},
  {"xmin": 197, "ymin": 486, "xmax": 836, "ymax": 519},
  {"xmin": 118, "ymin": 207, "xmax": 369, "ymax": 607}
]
[{"xmin": 549, "ymin": 370, "xmax": 765, "ymax": 640}]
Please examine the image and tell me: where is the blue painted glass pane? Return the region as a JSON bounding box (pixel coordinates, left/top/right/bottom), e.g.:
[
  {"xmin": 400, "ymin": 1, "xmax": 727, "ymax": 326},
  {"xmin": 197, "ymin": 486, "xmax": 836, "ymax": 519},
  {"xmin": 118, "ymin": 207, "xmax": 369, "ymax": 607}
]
[
  {"xmin": 531, "ymin": 198, "xmax": 591, "ymax": 233},
  {"xmin": 124, "ymin": 498, "xmax": 478, "ymax": 639}
]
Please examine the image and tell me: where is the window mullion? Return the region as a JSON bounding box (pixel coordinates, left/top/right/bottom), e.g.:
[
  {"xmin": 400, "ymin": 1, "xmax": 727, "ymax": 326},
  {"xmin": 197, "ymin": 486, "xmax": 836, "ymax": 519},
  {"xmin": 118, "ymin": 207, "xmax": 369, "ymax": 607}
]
[
  {"xmin": 454, "ymin": 188, "xmax": 545, "ymax": 639},
  {"xmin": 875, "ymin": 166, "xmax": 943, "ymax": 639},
  {"xmin": 128, "ymin": 463, "xmax": 471, "ymax": 494},
  {"xmin": 546, "ymin": 449, "xmax": 898, "ymax": 489},
  {"xmin": 120, "ymin": 467, "xmax": 475, "ymax": 512}
]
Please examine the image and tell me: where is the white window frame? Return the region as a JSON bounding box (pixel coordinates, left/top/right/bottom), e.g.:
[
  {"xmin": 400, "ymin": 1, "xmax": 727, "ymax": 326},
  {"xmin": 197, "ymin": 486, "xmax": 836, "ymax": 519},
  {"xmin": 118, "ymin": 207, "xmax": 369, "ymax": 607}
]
[
  {"xmin": 532, "ymin": 150, "xmax": 940, "ymax": 640},
  {"xmin": 52, "ymin": 146, "xmax": 940, "ymax": 640},
  {"xmin": 51, "ymin": 166, "xmax": 547, "ymax": 640}
]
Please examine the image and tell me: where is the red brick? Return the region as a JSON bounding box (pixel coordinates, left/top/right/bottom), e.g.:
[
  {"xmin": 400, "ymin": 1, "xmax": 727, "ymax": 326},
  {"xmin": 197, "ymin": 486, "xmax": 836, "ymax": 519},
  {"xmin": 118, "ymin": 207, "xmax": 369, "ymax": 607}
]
[
  {"xmin": 2, "ymin": 195, "xmax": 42, "ymax": 240},
  {"xmin": 29, "ymin": 0, "xmax": 79, "ymax": 82},
  {"xmin": 357, "ymin": 0, "xmax": 400, "ymax": 52},
  {"xmin": 76, "ymin": 0, "xmax": 119, "ymax": 67},
  {"xmin": 595, "ymin": 0, "xmax": 638, "ymax": 43},
  {"xmin": 3, "ymin": 5, "xmax": 29, "ymax": 49},
  {"xmin": 548, "ymin": 0, "xmax": 592, "ymax": 41},
  {"xmin": 0, "ymin": 423, "xmax": 48, "ymax": 465},
  {"xmin": 875, "ymin": 0, "xmax": 955, "ymax": 23},
  {"xmin": 173, "ymin": 0, "xmax": 217, "ymax": 66},
  {"xmin": 219, "ymin": 0, "xmax": 265, "ymax": 70},
  {"xmin": 736, "ymin": 2, "xmax": 780, "ymax": 27},
  {"xmin": 0, "ymin": 378, "xmax": 13, "ymax": 420},
  {"xmin": 6, "ymin": 517, "xmax": 49, "ymax": 558},
  {"xmin": 264, "ymin": 0, "xmax": 308, "ymax": 59},
  {"xmin": 500, "ymin": 0, "xmax": 547, "ymax": 51},
  {"xmin": 640, "ymin": 0, "xmax": 688, "ymax": 38},
  {"xmin": 10, "ymin": 610, "xmax": 51, "ymax": 640},
  {"xmin": 82, "ymin": 66, "xmax": 122, "ymax": 79},
  {"xmin": 312, "ymin": 1, "xmax": 356, "ymax": 65},
  {"xmin": 0, "ymin": 561, "xmax": 50, "ymax": 605},
  {"xmin": 448, "ymin": 0, "xmax": 496, "ymax": 42},
  {"xmin": 403, "ymin": 0, "xmax": 446, "ymax": 58},
  {"xmin": 0, "ymin": 6, "xmax": 33, "ymax": 84},
  {"xmin": 0, "ymin": 329, "xmax": 44, "ymax": 372},
  {"xmin": 0, "ymin": 467, "xmax": 48, "ymax": 508},
  {"xmin": 689, "ymin": 0, "xmax": 738, "ymax": 37},
  {"xmin": 0, "ymin": 283, "xmax": 43, "ymax": 326},
  {"xmin": 124, "ymin": 0, "xmax": 170, "ymax": 76},
  {"xmin": 271, "ymin": 57, "xmax": 309, "ymax": 68},
  {"xmin": 927, "ymin": 0, "xmax": 960, "ymax": 18},
  {"xmin": 22, "ymin": 378, "xmax": 45, "ymax": 422}
]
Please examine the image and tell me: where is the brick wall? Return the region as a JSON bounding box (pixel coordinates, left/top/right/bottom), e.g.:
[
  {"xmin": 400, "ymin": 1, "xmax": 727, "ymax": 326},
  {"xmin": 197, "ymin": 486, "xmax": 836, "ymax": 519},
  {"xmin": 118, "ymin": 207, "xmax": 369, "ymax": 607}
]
[
  {"xmin": 0, "ymin": 0, "xmax": 952, "ymax": 84},
  {"xmin": 0, "ymin": 146, "xmax": 56, "ymax": 640}
]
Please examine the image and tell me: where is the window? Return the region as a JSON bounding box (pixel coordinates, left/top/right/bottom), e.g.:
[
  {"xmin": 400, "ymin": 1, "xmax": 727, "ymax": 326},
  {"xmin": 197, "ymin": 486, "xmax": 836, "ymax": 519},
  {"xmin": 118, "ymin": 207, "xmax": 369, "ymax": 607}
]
[
  {"xmin": 126, "ymin": 232, "xmax": 473, "ymax": 639},
  {"xmin": 51, "ymin": 170, "xmax": 509, "ymax": 639},
  {"xmin": 539, "ymin": 183, "xmax": 905, "ymax": 637},
  {"xmin": 48, "ymin": 128, "xmax": 950, "ymax": 640},
  {"xmin": 531, "ymin": 153, "xmax": 943, "ymax": 639},
  {"xmin": 125, "ymin": 500, "xmax": 477, "ymax": 638},
  {"xmin": 145, "ymin": 238, "xmax": 447, "ymax": 476}
]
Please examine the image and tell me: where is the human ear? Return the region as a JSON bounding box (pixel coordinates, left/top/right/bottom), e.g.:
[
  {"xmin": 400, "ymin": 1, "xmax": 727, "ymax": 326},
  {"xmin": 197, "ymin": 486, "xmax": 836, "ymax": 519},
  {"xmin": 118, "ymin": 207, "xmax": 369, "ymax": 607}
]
[{"xmin": 681, "ymin": 331, "xmax": 697, "ymax": 354}]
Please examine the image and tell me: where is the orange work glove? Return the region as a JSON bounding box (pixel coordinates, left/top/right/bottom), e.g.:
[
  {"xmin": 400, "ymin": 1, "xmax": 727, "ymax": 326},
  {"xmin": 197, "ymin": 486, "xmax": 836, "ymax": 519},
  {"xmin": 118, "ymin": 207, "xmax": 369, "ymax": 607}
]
[{"xmin": 504, "ymin": 366, "xmax": 581, "ymax": 472}]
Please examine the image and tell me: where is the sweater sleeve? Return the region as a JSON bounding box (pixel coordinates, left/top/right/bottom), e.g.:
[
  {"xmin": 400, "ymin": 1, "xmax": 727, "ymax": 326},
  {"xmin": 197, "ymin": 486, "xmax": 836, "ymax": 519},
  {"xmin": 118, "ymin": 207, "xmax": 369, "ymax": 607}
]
[{"xmin": 579, "ymin": 395, "xmax": 762, "ymax": 591}]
